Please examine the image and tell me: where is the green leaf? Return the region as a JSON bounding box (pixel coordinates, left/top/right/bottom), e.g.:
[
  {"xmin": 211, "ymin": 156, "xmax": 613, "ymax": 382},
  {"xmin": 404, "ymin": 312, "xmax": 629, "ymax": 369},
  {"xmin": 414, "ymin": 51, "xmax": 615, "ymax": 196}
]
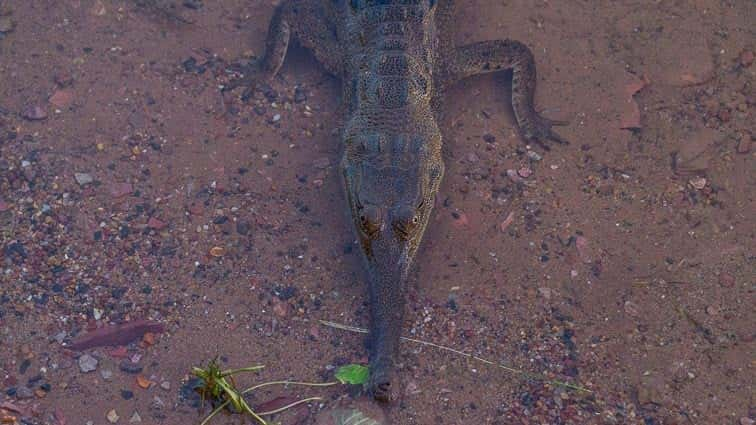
[
  {"xmin": 332, "ymin": 408, "xmax": 381, "ymax": 425},
  {"xmin": 335, "ymin": 364, "xmax": 369, "ymax": 385}
]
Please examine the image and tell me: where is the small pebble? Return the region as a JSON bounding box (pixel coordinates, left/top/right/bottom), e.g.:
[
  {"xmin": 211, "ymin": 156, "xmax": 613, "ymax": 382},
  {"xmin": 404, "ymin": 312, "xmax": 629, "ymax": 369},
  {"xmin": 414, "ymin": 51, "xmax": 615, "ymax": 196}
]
[
  {"xmin": 53, "ymin": 331, "xmax": 67, "ymax": 344},
  {"xmin": 538, "ymin": 287, "xmax": 552, "ymax": 299},
  {"xmin": 739, "ymin": 49, "xmax": 754, "ymax": 67},
  {"xmin": 100, "ymin": 369, "xmax": 113, "ymax": 380},
  {"xmin": 22, "ymin": 105, "xmax": 47, "ymax": 120},
  {"xmin": 106, "ymin": 409, "xmax": 119, "ymax": 423},
  {"xmin": 15, "ymin": 386, "xmax": 34, "ymax": 399},
  {"xmin": 506, "ymin": 169, "xmax": 522, "ymax": 183},
  {"xmin": 129, "ymin": 412, "xmax": 142, "ymax": 423},
  {"xmin": 75, "ymin": 173, "xmax": 94, "ymax": 186},
  {"xmin": 517, "ymin": 167, "xmax": 533, "ymax": 178},
  {"xmin": 0, "ymin": 16, "xmax": 14, "ymax": 33},
  {"xmin": 78, "ymin": 354, "xmax": 98, "ymax": 373},
  {"xmin": 160, "ymin": 381, "xmax": 171, "ymax": 391},
  {"xmin": 527, "ymin": 151, "xmax": 543, "ymax": 161}
]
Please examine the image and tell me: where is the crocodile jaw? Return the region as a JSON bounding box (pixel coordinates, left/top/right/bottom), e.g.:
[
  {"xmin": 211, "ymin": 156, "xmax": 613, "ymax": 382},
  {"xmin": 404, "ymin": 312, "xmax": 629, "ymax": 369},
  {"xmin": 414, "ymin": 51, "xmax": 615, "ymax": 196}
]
[{"xmin": 363, "ymin": 235, "xmax": 412, "ymax": 401}]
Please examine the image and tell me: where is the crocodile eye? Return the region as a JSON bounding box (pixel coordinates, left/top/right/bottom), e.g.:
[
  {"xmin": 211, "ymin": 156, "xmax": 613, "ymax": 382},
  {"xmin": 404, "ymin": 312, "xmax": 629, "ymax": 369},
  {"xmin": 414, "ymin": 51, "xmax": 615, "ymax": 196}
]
[
  {"xmin": 411, "ymin": 215, "xmax": 419, "ymax": 224},
  {"xmin": 359, "ymin": 205, "xmax": 381, "ymax": 237}
]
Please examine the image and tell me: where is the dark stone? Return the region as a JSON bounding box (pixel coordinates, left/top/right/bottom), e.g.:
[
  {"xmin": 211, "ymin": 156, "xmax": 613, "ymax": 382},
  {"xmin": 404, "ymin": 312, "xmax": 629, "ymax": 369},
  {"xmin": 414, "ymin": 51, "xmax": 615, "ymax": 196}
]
[
  {"xmin": 236, "ymin": 221, "xmax": 251, "ymax": 235},
  {"xmin": 446, "ymin": 298, "xmax": 458, "ymax": 312},
  {"xmin": 111, "ymin": 287, "xmax": 127, "ymax": 299},
  {"xmin": 183, "ymin": 0, "xmax": 203, "ymax": 9},
  {"xmin": 294, "ymin": 86, "xmax": 307, "ymax": 103},
  {"xmin": 274, "ymin": 286, "xmax": 297, "ymax": 301},
  {"xmin": 119, "ymin": 360, "xmax": 143, "ymax": 375},
  {"xmin": 19, "ymin": 359, "xmax": 31, "ymax": 375},
  {"xmin": 182, "ymin": 57, "xmax": 197, "ymax": 72},
  {"xmin": 520, "ymin": 392, "xmax": 535, "ymax": 407}
]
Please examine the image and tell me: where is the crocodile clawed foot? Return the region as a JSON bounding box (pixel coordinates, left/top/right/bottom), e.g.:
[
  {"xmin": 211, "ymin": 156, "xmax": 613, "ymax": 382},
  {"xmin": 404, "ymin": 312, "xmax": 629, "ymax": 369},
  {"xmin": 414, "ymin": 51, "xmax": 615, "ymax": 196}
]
[
  {"xmin": 524, "ymin": 113, "xmax": 570, "ymax": 151},
  {"xmin": 222, "ymin": 60, "xmax": 265, "ymax": 94}
]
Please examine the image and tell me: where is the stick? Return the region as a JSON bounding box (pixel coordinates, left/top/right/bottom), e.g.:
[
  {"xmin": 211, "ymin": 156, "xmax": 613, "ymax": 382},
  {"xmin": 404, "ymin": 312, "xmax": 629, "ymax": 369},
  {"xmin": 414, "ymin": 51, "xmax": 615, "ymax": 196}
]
[{"xmin": 319, "ymin": 320, "xmax": 592, "ymax": 393}]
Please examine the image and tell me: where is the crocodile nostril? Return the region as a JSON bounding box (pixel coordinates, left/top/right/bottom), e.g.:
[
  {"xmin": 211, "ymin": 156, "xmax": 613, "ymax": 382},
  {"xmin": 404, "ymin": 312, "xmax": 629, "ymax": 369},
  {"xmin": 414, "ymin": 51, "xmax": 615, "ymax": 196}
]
[{"xmin": 372, "ymin": 381, "xmax": 391, "ymax": 402}]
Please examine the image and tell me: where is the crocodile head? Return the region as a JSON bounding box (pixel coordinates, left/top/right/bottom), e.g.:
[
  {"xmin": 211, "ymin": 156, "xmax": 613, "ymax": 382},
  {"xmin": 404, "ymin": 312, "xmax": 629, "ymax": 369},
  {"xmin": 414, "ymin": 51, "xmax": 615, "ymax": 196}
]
[{"xmin": 342, "ymin": 132, "xmax": 443, "ymax": 401}]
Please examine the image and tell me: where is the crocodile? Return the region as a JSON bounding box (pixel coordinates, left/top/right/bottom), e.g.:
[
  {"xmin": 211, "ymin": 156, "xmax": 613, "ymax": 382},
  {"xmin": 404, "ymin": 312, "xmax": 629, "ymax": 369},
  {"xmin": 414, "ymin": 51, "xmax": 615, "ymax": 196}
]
[{"xmin": 225, "ymin": 0, "xmax": 568, "ymax": 402}]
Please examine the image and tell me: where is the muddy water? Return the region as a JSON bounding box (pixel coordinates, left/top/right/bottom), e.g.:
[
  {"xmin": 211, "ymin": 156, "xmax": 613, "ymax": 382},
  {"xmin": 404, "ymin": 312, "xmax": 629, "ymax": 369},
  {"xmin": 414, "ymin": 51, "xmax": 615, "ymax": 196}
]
[{"xmin": 0, "ymin": 1, "xmax": 753, "ymax": 424}]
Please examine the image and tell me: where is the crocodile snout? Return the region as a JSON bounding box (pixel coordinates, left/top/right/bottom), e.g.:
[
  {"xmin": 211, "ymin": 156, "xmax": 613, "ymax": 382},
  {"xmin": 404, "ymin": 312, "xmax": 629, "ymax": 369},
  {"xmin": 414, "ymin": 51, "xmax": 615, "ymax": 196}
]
[{"xmin": 366, "ymin": 352, "xmax": 395, "ymax": 402}]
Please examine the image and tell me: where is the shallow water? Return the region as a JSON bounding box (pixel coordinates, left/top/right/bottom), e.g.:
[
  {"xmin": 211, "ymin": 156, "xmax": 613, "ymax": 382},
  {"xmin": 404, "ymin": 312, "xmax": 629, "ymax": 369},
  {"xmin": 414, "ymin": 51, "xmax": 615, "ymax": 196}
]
[{"xmin": 0, "ymin": 1, "xmax": 753, "ymax": 424}]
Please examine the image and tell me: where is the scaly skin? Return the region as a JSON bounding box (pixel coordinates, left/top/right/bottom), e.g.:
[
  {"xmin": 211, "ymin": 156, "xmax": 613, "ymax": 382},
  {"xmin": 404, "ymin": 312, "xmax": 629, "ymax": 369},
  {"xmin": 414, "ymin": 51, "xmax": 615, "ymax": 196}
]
[{"xmin": 225, "ymin": 0, "xmax": 568, "ymax": 402}]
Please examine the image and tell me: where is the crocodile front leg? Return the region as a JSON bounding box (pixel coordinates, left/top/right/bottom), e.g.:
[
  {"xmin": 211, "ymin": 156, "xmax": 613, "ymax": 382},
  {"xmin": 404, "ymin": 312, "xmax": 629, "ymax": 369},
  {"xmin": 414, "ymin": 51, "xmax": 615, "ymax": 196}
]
[
  {"xmin": 224, "ymin": 1, "xmax": 342, "ymax": 92},
  {"xmin": 441, "ymin": 40, "xmax": 568, "ymax": 149}
]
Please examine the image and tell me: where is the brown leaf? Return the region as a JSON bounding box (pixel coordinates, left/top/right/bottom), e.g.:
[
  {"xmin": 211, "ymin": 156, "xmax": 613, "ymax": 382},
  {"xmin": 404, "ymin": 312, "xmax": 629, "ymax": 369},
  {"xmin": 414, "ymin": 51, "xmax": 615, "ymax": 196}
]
[
  {"xmin": 0, "ymin": 402, "xmax": 26, "ymax": 415},
  {"xmin": 619, "ymin": 74, "xmax": 649, "ymax": 130},
  {"xmin": 53, "ymin": 410, "xmax": 67, "ymax": 425},
  {"xmin": 69, "ymin": 320, "xmax": 164, "ymax": 350},
  {"xmin": 110, "ymin": 182, "xmax": 133, "ymax": 198},
  {"xmin": 147, "ymin": 217, "xmax": 167, "ymax": 230},
  {"xmin": 499, "ymin": 211, "xmax": 515, "ymax": 233},
  {"xmin": 49, "ymin": 90, "xmax": 74, "ymax": 108}
]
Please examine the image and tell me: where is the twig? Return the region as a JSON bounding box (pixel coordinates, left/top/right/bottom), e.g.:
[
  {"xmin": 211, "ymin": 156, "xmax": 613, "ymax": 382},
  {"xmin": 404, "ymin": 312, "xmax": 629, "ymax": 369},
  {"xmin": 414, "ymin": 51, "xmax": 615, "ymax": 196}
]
[
  {"xmin": 259, "ymin": 397, "xmax": 324, "ymax": 416},
  {"xmin": 200, "ymin": 380, "xmax": 339, "ymax": 425},
  {"xmin": 319, "ymin": 320, "xmax": 592, "ymax": 393}
]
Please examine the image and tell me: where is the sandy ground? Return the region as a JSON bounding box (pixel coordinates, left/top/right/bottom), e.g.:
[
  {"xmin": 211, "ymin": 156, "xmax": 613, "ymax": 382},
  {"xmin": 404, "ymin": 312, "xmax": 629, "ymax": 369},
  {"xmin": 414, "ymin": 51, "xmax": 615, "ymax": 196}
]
[{"xmin": 0, "ymin": 1, "xmax": 754, "ymax": 424}]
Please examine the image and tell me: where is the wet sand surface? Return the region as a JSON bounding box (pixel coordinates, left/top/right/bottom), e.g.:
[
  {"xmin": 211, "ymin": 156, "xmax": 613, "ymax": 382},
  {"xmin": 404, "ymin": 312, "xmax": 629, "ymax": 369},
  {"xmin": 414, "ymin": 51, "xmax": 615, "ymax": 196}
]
[{"xmin": 0, "ymin": 1, "xmax": 754, "ymax": 424}]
